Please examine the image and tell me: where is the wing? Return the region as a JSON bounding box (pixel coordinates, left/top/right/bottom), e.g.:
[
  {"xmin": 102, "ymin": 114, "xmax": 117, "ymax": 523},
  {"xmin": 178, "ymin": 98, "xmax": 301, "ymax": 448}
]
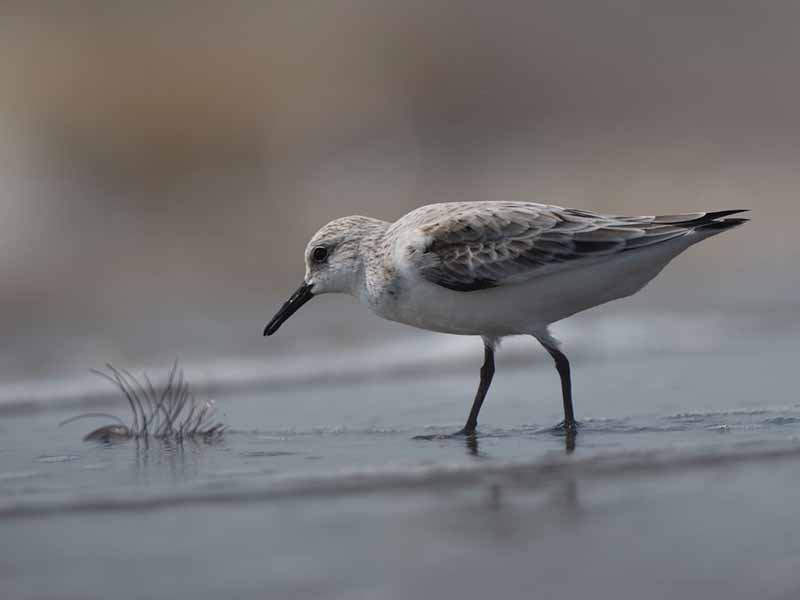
[{"xmin": 399, "ymin": 202, "xmax": 744, "ymax": 292}]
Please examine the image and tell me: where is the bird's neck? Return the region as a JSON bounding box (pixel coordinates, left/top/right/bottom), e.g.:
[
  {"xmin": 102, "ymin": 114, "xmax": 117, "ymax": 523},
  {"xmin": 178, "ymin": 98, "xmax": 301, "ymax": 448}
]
[{"xmin": 348, "ymin": 218, "xmax": 391, "ymax": 304}]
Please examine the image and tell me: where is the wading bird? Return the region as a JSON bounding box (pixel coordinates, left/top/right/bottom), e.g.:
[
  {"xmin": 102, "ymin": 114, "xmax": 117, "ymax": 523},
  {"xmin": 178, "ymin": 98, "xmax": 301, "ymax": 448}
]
[{"xmin": 265, "ymin": 202, "xmax": 746, "ymax": 437}]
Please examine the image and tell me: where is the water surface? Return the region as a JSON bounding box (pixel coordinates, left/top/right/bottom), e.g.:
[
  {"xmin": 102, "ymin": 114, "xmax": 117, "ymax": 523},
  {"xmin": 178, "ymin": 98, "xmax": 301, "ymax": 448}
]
[{"xmin": 1, "ymin": 311, "xmax": 799, "ymax": 599}]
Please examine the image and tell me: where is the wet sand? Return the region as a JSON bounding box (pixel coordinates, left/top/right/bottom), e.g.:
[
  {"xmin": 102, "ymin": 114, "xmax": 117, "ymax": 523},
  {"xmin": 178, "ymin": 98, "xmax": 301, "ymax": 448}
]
[{"xmin": 1, "ymin": 312, "xmax": 799, "ymax": 599}]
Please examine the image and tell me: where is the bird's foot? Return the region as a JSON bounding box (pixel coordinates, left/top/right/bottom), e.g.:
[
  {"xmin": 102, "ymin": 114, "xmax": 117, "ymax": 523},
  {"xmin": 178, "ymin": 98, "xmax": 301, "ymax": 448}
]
[
  {"xmin": 548, "ymin": 420, "xmax": 582, "ymax": 436},
  {"xmin": 413, "ymin": 428, "xmax": 477, "ymax": 441}
]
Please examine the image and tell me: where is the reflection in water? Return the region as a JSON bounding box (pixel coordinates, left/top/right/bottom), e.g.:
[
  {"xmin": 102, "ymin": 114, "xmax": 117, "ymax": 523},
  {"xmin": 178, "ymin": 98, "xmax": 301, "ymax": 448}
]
[
  {"xmin": 487, "ymin": 483, "xmax": 503, "ymax": 511},
  {"xmin": 128, "ymin": 436, "xmax": 226, "ymax": 485},
  {"xmin": 565, "ymin": 431, "xmax": 576, "ymax": 454},
  {"xmin": 443, "ymin": 426, "xmax": 579, "ymax": 457},
  {"xmin": 466, "ymin": 434, "xmax": 479, "ymax": 456},
  {"xmin": 465, "ymin": 472, "xmax": 584, "ymax": 543},
  {"xmin": 558, "ymin": 478, "xmax": 581, "ymax": 519}
]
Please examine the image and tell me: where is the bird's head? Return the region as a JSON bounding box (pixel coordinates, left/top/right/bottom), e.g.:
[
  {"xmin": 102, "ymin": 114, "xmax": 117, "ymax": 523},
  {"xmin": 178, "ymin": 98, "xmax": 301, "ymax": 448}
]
[{"xmin": 263, "ymin": 216, "xmax": 387, "ymax": 336}]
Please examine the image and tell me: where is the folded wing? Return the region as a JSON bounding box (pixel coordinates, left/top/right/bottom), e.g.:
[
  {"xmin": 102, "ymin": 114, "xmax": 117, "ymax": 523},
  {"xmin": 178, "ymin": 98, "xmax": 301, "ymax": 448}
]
[{"xmin": 404, "ymin": 202, "xmax": 745, "ymax": 292}]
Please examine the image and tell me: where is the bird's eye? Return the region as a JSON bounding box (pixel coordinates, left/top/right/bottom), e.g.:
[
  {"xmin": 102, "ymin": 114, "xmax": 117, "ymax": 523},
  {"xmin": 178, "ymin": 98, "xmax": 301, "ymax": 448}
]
[{"xmin": 311, "ymin": 246, "xmax": 329, "ymax": 264}]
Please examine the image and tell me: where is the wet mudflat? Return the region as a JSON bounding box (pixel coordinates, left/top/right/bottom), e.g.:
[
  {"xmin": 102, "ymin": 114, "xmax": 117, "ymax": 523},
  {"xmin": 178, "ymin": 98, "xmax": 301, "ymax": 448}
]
[{"xmin": 1, "ymin": 313, "xmax": 798, "ymax": 599}]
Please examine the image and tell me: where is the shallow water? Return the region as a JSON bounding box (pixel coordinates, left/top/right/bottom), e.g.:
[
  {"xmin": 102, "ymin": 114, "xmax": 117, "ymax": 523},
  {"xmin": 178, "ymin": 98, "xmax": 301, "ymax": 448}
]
[{"xmin": 1, "ymin": 311, "xmax": 799, "ymax": 599}]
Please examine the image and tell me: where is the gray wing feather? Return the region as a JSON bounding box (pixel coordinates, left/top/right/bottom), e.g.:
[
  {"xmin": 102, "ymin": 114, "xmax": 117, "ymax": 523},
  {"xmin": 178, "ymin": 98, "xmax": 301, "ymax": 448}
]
[{"xmin": 407, "ymin": 203, "xmax": 743, "ymax": 292}]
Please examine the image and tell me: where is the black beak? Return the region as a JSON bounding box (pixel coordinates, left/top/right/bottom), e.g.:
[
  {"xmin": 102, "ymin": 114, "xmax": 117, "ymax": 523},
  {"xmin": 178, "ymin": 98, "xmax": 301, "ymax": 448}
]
[{"xmin": 264, "ymin": 282, "xmax": 315, "ymax": 336}]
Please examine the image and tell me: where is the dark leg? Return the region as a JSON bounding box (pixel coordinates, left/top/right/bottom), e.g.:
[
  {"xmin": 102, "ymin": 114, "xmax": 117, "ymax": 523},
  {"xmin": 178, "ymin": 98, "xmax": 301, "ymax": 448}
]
[
  {"xmin": 536, "ymin": 337, "xmax": 578, "ymax": 434},
  {"xmin": 459, "ymin": 342, "xmax": 496, "ymax": 435}
]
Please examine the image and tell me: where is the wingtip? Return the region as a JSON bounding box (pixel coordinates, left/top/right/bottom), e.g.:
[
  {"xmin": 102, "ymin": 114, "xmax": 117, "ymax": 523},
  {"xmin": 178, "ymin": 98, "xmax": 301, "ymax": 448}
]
[
  {"xmin": 696, "ymin": 217, "xmax": 749, "ymax": 232},
  {"xmin": 704, "ymin": 209, "xmax": 750, "ymax": 221},
  {"xmin": 686, "ymin": 209, "xmax": 751, "ymax": 232}
]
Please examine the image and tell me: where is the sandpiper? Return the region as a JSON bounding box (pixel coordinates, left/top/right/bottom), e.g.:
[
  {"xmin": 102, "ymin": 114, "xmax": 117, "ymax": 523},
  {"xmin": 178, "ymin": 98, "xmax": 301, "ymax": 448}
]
[{"xmin": 264, "ymin": 202, "xmax": 747, "ymax": 436}]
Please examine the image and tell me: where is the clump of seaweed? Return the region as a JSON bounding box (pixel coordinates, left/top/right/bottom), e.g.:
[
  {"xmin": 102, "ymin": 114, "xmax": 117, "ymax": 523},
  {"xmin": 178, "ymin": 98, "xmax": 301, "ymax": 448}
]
[{"xmin": 60, "ymin": 362, "xmax": 224, "ymax": 442}]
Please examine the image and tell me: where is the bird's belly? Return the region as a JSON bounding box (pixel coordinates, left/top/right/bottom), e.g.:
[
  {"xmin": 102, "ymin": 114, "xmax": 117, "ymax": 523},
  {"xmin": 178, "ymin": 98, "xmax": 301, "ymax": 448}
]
[{"xmin": 377, "ymin": 282, "xmax": 549, "ymax": 336}]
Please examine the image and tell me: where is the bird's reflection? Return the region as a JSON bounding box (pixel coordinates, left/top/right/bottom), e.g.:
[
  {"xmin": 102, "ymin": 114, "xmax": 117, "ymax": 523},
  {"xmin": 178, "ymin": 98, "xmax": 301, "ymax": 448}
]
[
  {"xmin": 465, "ymin": 434, "xmax": 480, "ymax": 456},
  {"xmin": 459, "ymin": 428, "xmax": 577, "ymax": 457},
  {"xmin": 565, "ymin": 430, "xmax": 577, "ymax": 454},
  {"xmin": 462, "ymin": 472, "xmax": 584, "ymax": 543}
]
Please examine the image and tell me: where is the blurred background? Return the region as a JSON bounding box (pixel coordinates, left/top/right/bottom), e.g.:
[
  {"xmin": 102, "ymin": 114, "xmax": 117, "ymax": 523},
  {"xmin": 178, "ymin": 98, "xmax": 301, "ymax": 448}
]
[{"xmin": 1, "ymin": 2, "xmax": 798, "ymax": 383}]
